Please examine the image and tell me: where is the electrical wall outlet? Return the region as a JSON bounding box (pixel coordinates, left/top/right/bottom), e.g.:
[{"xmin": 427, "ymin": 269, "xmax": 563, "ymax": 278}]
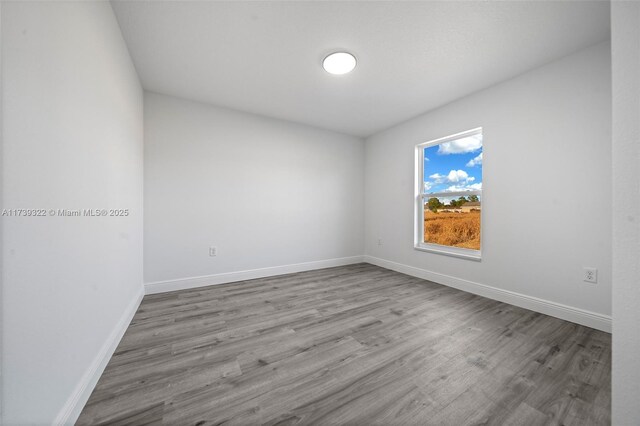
[
  {"xmin": 209, "ymin": 246, "xmax": 217, "ymax": 257},
  {"xmin": 377, "ymin": 238, "xmax": 383, "ymax": 246},
  {"xmin": 583, "ymin": 267, "xmax": 597, "ymax": 283}
]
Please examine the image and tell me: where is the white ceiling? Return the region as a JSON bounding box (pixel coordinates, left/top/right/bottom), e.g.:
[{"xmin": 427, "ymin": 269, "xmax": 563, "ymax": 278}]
[{"xmin": 111, "ymin": 1, "xmax": 610, "ymax": 137}]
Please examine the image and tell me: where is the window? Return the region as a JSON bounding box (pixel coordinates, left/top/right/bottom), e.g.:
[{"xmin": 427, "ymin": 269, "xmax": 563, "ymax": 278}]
[{"xmin": 415, "ymin": 128, "xmax": 483, "ymax": 260}]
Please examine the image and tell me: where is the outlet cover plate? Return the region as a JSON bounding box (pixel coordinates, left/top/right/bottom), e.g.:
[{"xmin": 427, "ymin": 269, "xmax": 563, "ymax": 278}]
[{"xmin": 583, "ymin": 267, "xmax": 597, "ymax": 283}]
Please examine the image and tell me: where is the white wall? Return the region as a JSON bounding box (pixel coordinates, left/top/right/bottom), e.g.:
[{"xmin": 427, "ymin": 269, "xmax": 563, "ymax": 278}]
[
  {"xmin": 364, "ymin": 42, "xmax": 612, "ymax": 324},
  {"xmin": 144, "ymin": 92, "xmax": 364, "ymax": 285},
  {"xmin": 611, "ymin": 2, "xmax": 640, "ymax": 424},
  {"xmin": 2, "ymin": 2, "xmax": 143, "ymax": 424},
  {"xmin": 0, "ymin": 3, "xmax": 4, "ymax": 420}
]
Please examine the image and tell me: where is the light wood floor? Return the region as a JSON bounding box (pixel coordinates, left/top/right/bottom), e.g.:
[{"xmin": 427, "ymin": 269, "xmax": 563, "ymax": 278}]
[{"xmin": 78, "ymin": 263, "xmax": 611, "ymax": 425}]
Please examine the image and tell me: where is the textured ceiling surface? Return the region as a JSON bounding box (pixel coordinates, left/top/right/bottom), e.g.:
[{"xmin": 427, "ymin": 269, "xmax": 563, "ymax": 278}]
[{"xmin": 112, "ymin": 1, "xmax": 610, "ymax": 137}]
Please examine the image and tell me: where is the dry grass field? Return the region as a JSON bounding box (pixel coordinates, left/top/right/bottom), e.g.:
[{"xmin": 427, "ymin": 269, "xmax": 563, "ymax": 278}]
[{"xmin": 424, "ymin": 210, "xmax": 481, "ymax": 250}]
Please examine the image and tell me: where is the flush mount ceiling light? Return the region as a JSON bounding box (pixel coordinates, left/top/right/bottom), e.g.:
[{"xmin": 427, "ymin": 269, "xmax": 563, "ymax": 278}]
[{"xmin": 322, "ymin": 52, "xmax": 357, "ymax": 75}]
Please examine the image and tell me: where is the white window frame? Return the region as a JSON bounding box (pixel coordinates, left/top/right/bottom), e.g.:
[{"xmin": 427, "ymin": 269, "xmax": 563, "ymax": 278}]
[{"xmin": 414, "ymin": 127, "xmax": 483, "ymax": 261}]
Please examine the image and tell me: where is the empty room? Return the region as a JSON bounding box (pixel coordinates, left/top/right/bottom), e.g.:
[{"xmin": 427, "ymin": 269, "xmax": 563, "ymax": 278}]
[{"xmin": 2, "ymin": 1, "xmax": 639, "ymax": 425}]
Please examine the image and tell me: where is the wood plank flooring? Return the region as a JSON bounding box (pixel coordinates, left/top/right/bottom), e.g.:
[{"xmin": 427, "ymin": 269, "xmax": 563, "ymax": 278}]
[{"xmin": 77, "ymin": 263, "xmax": 611, "ymax": 425}]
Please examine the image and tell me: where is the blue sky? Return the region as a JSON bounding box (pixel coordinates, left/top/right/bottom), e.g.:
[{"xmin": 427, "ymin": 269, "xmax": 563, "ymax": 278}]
[{"xmin": 423, "ymin": 134, "xmax": 483, "ymax": 194}]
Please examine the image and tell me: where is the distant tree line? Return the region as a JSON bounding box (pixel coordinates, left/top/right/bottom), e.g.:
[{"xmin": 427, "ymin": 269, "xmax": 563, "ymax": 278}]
[{"xmin": 427, "ymin": 195, "xmax": 479, "ymax": 212}]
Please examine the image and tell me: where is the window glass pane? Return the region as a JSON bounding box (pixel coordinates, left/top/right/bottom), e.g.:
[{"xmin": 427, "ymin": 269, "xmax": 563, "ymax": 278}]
[
  {"xmin": 423, "ymin": 133, "xmax": 482, "ymax": 194},
  {"xmin": 423, "ymin": 195, "xmax": 481, "ymax": 250}
]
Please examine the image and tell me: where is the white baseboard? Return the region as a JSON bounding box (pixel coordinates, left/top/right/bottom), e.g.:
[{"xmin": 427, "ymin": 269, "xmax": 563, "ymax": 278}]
[
  {"xmin": 363, "ymin": 255, "xmax": 612, "ymax": 333},
  {"xmin": 144, "ymin": 256, "xmax": 365, "ymax": 295},
  {"xmin": 54, "ymin": 286, "xmax": 144, "ymax": 426},
  {"xmin": 145, "ymin": 253, "xmax": 611, "ymax": 331}
]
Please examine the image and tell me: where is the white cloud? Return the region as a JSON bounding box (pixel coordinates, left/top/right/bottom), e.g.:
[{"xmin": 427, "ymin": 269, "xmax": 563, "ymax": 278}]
[
  {"xmin": 437, "ymin": 135, "xmax": 482, "ymax": 155},
  {"xmin": 447, "ymin": 169, "xmax": 468, "ymax": 183},
  {"xmin": 444, "ymin": 183, "xmax": 482, "ymax": 192},
  {"xmin": 466, "ymin": 152, "xmax": 482, "ymax": 167},
  {"xmin": 429, "ymin": 173, "xmax": 445, "ymax": 183},
  {"xmin": 428, "ymin": 170, "xmax": 475, "ymax": 187},
  {"xmin": 424, "ymin": 157, "xmax": 429, "ymax": 162},
  {"xmin": 424, "ymin": 181, "xmax": 433, "ymax": 191}
]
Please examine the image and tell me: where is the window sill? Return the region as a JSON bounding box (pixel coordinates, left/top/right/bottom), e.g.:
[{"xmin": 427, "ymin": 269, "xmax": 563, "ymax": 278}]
[{"xmin": 414, "ymin": 244, "xmax": 482, "ymax": 261}]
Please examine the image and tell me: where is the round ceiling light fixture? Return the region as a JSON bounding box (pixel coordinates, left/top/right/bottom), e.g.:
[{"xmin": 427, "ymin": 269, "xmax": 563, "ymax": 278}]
[{"xmin": 322, "ymin": 52, "xmax": 357, "ymax": 75}]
